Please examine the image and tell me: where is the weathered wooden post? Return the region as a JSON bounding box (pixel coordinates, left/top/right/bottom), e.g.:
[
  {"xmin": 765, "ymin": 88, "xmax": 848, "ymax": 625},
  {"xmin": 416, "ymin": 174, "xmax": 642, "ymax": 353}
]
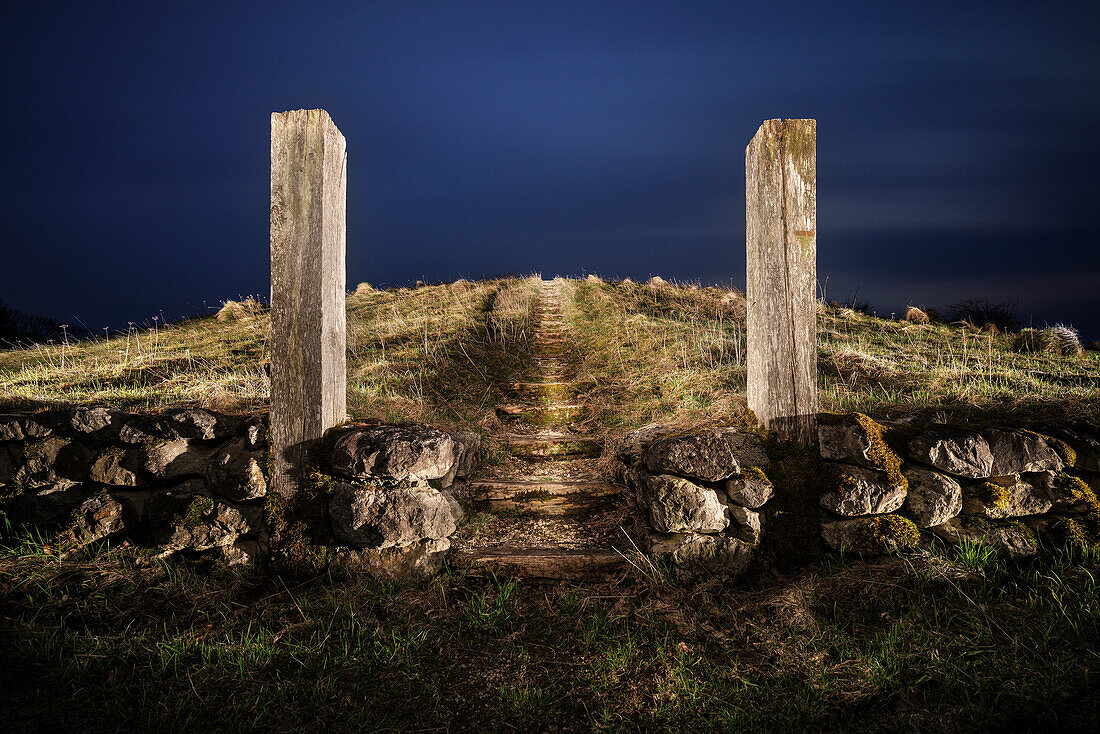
[
  {"xmin": 746, "ymin": 119, "xmax": 817, "ymax": 445},
  {"xmin": 269, "ymin": 109, "xmax": 347, "ymax": 497}
]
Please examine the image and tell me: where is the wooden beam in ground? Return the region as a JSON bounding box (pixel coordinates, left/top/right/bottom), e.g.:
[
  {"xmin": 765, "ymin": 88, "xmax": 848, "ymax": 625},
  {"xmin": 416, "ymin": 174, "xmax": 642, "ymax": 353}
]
[
  {"xmin": 269, "ymin": 109, "xmax": 347, "ymax": 497},
  {"xmin": 746, "ymin": 118, "xmax": 817, "ymax": 446}
]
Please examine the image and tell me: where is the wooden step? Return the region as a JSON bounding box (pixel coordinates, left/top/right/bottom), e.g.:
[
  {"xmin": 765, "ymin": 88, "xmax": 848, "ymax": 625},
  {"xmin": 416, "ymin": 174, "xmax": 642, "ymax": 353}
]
[
  {"xmin": 449, "ymin": 546, "xmax": 629, "ymax": 580},
  {"xmin": 492, "ymin": 432, "xmax": 603, "ymax": 459},
  {"xmin": 505, "ymin": 381, "xmax": 593, "ymax": 404},
  {"xmin": 496, "ymin": 404, "xmax": 586, "ymax": 425},
  {"xmin": 468, "ymin": 479, "xmax": 621, "ymax": 515}
]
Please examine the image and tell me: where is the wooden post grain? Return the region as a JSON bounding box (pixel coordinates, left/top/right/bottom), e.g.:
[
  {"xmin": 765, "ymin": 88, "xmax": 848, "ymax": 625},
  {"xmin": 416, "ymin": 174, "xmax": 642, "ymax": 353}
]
[
  {"xmin": 746, "ymin": 119, "xmax": 817, "ymax": 445},
  {"xmin": 270, "ymin": 109, "xmax": 347, "ymax": 497}
]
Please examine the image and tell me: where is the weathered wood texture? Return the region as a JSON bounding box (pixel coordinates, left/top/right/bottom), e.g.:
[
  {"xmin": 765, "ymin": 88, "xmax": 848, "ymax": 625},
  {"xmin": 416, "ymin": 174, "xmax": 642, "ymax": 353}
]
[
  {"xmin": 746, "ymin": 119, "xmax": 817, "ymax": 445},
  {"xmin": 270, "ymin": 109, "xmax": 347, "ymax": 497},
  {"xmin": 449, "ymin": 547, "xmax": 629, "ymax": 580}
]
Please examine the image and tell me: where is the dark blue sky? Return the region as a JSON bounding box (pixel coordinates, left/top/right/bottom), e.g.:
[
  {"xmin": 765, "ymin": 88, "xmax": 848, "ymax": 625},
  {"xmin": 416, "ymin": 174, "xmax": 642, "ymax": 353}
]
[{"xmin": 2, "ymin": 1, "xmax": 1098, "ymax": 338}]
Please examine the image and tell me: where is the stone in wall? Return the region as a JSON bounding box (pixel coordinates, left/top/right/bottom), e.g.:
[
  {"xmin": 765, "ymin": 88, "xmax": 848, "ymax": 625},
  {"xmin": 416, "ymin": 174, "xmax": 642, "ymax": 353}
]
[
  {"xmin": 984, "ymin": 429, "xmax": 1063, "ymax": 476},
  {"xmin": 334, "ymin": 538, "xmax": 451, "ymax": 581},
  {"xmin": 724, "ymin": 469, "xmax": 774, "ymax": 508},
  {"xmin": 1036, "ymin": 471, "xmax": 1097, "ymax": 513},
  {"xmin": 631, "ymin": 469, "xmax": 729, "ymax": 533},
  {"xmin": 328, "ymin": 423, "xmax": 464, "ymax": 486},
  {"xmin": 818, "ymin": 465, "xmax": 906, "ymax": 516},
  {"xmin": 821, "ymin": 515, "xmax": 920, "ymax": 554},
  {"xmin": 0, "ymin": 414, "xmax": 52, "ymax": 441},
  {"xmin": 205, "ymin": 438, "xmax": 267, "ymax": 500},
  {"xmin": 928, "ymin": 516, "xmax": 1038, "ymax": 559},
  {"xmin": 649, "ymin": 532, "xmax": 753, "ymax": 581},
  {"xmin": 961, "ymin": 475, "xmax": 1052, "ymax": 519},
  {"xmin": 68, "ymin": 492, "xmax": 125, "ymax": 544},
  {"xmin": 615, "ymin": 423, "xmax": 685, "ymax": 464},
  {"xmin": 643, "ymin": 427, "xmax": 768, "ymax": 482},
  {"xmin": 1046, "ymin": 424, "xmax": 1100, "ymax": 473},
  {"xmin": 7, "ymin": 481, "xmax": 85, "ymax": 525},
  {"xmin": 908, "ymin": 427, "xmax": 994, "ymax": 478},
  {"xmin": 903, "ymin": 467, "xmax": 962, "ymax": 527},
  {"xmin": 67, "ymin": 407, "xmax": 124, "ymax": 438},
  {"xmin": 819, "ymin": 415, "xmax": 881, "ymax": 468},
  {"xmin": 328, "ymin": 482, "xmax": 464, "ymax": 549},
  {"xmin": 727, "ymin": 504, "xmax": 763, "ymax": 545}
]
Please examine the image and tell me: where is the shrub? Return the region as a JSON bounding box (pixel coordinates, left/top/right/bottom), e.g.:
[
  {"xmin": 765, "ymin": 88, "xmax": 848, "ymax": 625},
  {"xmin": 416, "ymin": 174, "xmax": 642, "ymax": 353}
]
[
  {"xmin": 948, "ymin": 297, "xmax": 1018, "ymax": 332},
  {"xmin": 904, "ymin": 306, "xmax": 929, "ymax": 324}
]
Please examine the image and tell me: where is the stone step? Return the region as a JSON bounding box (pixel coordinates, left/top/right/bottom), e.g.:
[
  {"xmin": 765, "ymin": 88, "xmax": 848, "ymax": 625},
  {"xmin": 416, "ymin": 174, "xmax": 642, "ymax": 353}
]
[
  {"xmin": 449, "ymin": 546, "xmax": 629, "ymax": 581},
  {"xmin": 492, "ymin": 432, "xmax": 603, "ymax": 459},
  {"xmin": 506, "ymin": 381, "xmax": 593, "ymax": 404},
  {"xmin": 467, "ymin": 479, "xmax": 621, "ymax": 516},
  {"xmin": 496, "ymin": 404, "xmax": 586, "ymax": 425}
]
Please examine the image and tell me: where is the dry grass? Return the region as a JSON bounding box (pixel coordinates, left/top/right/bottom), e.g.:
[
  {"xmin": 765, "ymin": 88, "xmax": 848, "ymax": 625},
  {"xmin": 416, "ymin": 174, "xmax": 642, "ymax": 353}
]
[
  {"xmin": 2, "ymin": 276, "xmax": 1097, "ymax": 427},
  {"xmin": 566, "ymin": 279, "xmax": 1100, "ymax": 429},
  {"xmin": 0, "ymin": 278, "xmax": 542, "ymax": 428}
]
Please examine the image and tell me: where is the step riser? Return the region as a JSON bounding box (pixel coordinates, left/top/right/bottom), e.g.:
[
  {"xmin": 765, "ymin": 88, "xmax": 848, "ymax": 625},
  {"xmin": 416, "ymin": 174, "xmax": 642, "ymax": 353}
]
[
  {"xmin": 472, "ymin": 496, "xmax": 615, "ymax": 516},
  {"xmin": 450, "ymin": 549, "xmax": 628, "ymax": 581},
  {"xmin": 467, "ymin": 481, "xmax": 621, "ymax": 516},
  {"xmin": 497, "ymin": 406, "xmax": 586, "ymax": 425},
  {"xmin": 495, "ymin": 439, "xmax": 602, "ymax": 459}
]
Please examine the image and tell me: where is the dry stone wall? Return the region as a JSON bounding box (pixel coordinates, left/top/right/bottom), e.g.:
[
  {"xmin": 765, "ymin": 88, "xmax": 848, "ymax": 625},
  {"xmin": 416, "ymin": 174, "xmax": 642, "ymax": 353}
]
[
  {"xmin": 0, "ymin": 410, "xmax": 480, "ymax": 578},
  {"xmin": 0, "ymin": 408, "xmax": 268, "ymax": 564},
  {"xmin": 319, "ymin": 421, "xmax": 478, "ymax": 580},
  {"xmin": 618, "ymin": 425, "xmax": 773, "ymax": 581},
  {"xmin": 818, "ymin": 414, "xmax": 1100, "ymax": 558}
]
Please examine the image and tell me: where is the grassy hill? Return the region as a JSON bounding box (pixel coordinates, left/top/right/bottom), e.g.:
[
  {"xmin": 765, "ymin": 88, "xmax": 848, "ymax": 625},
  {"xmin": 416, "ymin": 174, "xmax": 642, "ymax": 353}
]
[
  {"xmin": 2, "ymin": 276, "xmax": 1097, "ymax": 428},
  {"xmin": 2, "ymin": 276, "xmax": 1100, "ymax": 730}
]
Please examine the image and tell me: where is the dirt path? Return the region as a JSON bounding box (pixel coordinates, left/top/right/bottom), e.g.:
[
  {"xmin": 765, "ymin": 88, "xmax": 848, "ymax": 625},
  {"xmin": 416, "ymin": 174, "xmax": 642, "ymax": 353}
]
[{"xmin": 450, "ymin": 279, "xmax": 632, "ymax": 580}]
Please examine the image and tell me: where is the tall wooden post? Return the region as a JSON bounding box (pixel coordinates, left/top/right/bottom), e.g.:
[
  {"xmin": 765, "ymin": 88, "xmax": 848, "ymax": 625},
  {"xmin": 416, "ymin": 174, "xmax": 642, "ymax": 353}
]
[
  {"xmin": 746, "ymin": 119, "xmax": 817, "ymax": 445},
  {"xmin": 270, "ymin": 109, "xmax": 347, "ymax": 497}
]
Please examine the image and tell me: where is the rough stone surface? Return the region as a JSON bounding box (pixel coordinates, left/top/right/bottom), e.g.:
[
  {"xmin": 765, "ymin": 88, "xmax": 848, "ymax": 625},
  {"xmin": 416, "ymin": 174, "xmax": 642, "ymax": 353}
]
[
  {"xmin": 985, "ymin": 429, "xmax": 1063, "ymax": 476},
  {"xmin": 89, "ymin": 448, "xmax": 140, "ymax": 487},
  {"xmin": 16, "ymin": 437, "xmax": 70, "ymax": 487},
  {"xmin": 70, "ymin": 493, "xmax": 125, "ymax": 543},
  {"xmin": 140, "ymin": 439, "xmax": 211, "ymax": 479},
  {"xmin": 929, "ymin": 517, "xmax": 1038, "ymax": 558},
  {"xmin": 819, "ymin": 465, "xmax": 906, "ymax": 516},
  {"xmin": 649, "ymin": 532, "xmax": 753, "ymax": 580},
  {"xmin": 69, "ymin": 407, "xmax": 122, "ymax": 437},
  {"xmin": 451, "ymin": 431, "xmax": 481, "ymax": 479},
  {"xmin": 1048, "ymin": 424, "xmax": 1100, "ymax": 472},
  {"xmin": 162, "ymin": 408, "xmax": 237, "ymax": 441},
  {"xmin": 334, "ymin": 538, "xmax": 450, "ymax": 581},
  {"xmin": 615, "ymin": 423, "xmax": 683, "ymax": 463},
  {"xmin": 908, "ymin": 428, "xmax": 994, "ymax": 478},
  {"xmin": 821, "ymin": 515, "xmax": 920, "ymax": 554},
  {"xmin": 328, "ymin": 483, "xmax": 463, "ymax": 549},
  {"xmin": 329, "ymin": 424, "xmax": 461, "ymax": 484},
  {"xmin": 7, "ymin": 481, "xmax": 85, "ymax": 525},
  {"xmin": 1036, "ymin": 471, "xmax": 1095, "ymax": 513},
  {"xmin": 633, "ymin": 470, "xmax": 729, "ymax": 533},
  {"xmin": 728, "ymin": 504, "xmax": 763, "ymax": 545},
  {"xmin": 157, "ymin": 498, "xmax": 257, "ymax": 552},
  {"xmin": 644, "ymin": 428, "xmax": 767, "ymax": 482},
  {"xmin": 0, "ymin": 414, "xmax": 51, "ymax": 441},
  {"xmin": 118, "ymin": 415, "xmax": 178, "ymax": 444},
  {"xmin": 0, "ymin": 443, "xmax": 19, "ymax": 483},
  {"xmin": 819, "ymin": 421, "xmax": 876, "ymax": 467},
  {"xmin": 962, "ymin": 475, "xmax": 1052, "ymax": 518},
  {"xmin": 205, "ymin": 438, "xmax": 267, "ymax": 500},
  {"xmin": 724, "ymin": 472, "xmax": 774, "ymax": 508},
  {"xmin": 903, "ymin": 467, "xmax": 962, "ymax": 527}
]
